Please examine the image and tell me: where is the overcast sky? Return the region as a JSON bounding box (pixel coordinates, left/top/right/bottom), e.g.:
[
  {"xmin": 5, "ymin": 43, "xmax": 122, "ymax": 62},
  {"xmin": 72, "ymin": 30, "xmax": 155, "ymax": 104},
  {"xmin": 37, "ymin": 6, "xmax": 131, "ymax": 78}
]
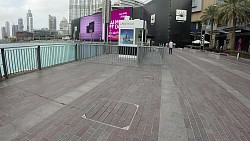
[
  {"xmin": 0, "ymin": 0, "xmax": 150, "ymax": 38},
  {"xmin": 0, "ymin": 0, "xmax": 124, "ymax": 30},
  {"xmin": 0, "ymin": 0, "xmax": 69, "ymax": 38}
]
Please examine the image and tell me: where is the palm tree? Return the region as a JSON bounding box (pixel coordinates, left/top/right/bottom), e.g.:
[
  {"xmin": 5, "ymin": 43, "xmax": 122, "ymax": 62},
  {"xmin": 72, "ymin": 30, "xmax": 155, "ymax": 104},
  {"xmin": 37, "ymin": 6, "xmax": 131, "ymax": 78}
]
[
  {"xmin": 201, "ymin": 5, "xmax": 218, "ymax": 48},
  {"xmin": 217, "ymin": 0, "xmax": 250, "ymax": 49}
]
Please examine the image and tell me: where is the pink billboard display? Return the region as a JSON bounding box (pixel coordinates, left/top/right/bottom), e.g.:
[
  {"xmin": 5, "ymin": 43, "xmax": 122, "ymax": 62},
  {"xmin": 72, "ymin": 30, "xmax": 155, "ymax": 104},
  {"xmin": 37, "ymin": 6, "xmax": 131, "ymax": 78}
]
[
  {"xmin": 108, "ymin": 8, "xmax": 131, "ymax": 41},
  {"xmin": 80, "ymin": 13, "xmax": 103, "ymax": 41}
]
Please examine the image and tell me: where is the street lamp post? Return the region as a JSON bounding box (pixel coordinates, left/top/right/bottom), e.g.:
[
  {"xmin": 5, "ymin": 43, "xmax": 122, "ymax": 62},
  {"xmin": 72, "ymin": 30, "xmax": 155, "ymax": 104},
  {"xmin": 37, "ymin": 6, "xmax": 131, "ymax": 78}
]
[
  {"xmin": 200, "ymin": 24, "xmax": 206, "ymax": 50},
  {"xmin": 79, "ymin": 0, "xmax": 83, "ymax": 41},
  {"xmin": 102, "ymin": 0, "xmax": 111, "ymax": 44}
]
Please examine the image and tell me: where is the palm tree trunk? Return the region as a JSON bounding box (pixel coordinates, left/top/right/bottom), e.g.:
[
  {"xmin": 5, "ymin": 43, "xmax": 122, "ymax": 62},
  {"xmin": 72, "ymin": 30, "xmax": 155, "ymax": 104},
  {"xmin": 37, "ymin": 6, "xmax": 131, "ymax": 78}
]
[
  {"xmin": 210, "ymin": 21, "xmax": 214, "ymax": 49},
  {"xmin": 231, "ymin": 15, "xmax": 237, "ymax": 50}
]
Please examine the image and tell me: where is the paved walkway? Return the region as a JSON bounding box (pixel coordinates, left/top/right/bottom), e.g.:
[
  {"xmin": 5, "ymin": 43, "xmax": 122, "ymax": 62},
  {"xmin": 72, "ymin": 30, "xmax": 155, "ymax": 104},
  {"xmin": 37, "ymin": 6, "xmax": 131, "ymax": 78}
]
[
  {"xmin": 0, "ymin": 49, "xmax": 249, "ymax": 141},
  {"xmin": 165, "ymin": 49, "xmax": 250, "ymax": 141}
]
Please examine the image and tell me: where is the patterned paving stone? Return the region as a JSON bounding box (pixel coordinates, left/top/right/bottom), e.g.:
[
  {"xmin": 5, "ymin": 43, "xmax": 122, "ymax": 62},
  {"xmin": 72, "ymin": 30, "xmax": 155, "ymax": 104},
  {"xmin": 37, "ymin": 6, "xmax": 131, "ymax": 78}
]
[
  {"xmin": 165, "ymin": 49, "xmax": 250, "ymax": 141},
  {"xmin": 83, "ymin": 98, "xmax": 138, "ymax": 130},
  {"xmin": 1, "ymin": 49, "xmax": 250, "ymax": 141},
  {"xmin": 1, "ymin": 61, "xmax": 162, "ymax": 141}
]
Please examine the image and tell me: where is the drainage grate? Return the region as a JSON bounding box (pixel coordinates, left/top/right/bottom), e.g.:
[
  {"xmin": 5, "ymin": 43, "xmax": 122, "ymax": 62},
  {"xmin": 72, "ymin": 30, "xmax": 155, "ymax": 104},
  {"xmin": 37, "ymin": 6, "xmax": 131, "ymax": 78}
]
[{"xmin": 82, "ymin": 98, "xmax": 139, "ymax": 130}]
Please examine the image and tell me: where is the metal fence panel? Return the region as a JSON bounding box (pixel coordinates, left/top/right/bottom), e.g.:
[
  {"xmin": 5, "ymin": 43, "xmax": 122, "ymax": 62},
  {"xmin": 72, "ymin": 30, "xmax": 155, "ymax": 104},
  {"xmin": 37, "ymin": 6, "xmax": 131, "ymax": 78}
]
[
  {"xmin": 0, "ymin": 43, "xmax": 166, "ymax": 80},
  {"xmin": 82, "ymin": 44, "xmax": 138, "ymax": 65},
  {"xmin": 40, "ymin": 44, "xmax": 75, "ymax": 68},
  {"xmin": 3, "ymin": 47, "xmax": 38, "ymax": 76},
  {"xmin": 77, "ymin": 44, "xmax": 166, "ymax": 66},
  {"xmin": 138, "ymin": 46, "xmax": 166, "ymax": 66}
]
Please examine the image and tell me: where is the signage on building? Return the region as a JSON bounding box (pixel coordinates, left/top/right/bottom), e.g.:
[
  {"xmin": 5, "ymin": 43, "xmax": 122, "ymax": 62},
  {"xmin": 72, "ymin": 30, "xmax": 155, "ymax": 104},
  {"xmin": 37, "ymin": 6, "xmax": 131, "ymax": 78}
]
[
  {"xmin": 151, "ymin": 14, "xmax": 155, "ymax": 25},
  {"xmin": 192, "ymin": 0, "xmax": 202, "ymax": 12},
  {"xmin": 176, "ymin": 9, "xmax": 187, "ymax": 22},
  {"xmin": 80, "ymin": 13, "xmax": 102, "ymax": 40},
  {"xmin": 119, "ymin": 19, "xmax": 144, "ymax": 29},
  {"xmin": 107, "ymin": 8, "xmax": 131, "ymax": 41}
]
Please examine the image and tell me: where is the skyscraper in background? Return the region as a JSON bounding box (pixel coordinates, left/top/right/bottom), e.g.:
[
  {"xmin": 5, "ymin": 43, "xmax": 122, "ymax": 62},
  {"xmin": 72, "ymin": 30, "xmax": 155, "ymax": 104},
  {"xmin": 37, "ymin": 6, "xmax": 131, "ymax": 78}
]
[
  {"xmin": 28, "ymin": 17, "xmax": 33, "ymax": 32},
  {"xmin": 5, "ymin": 21, "xmax": 10, "ymax": 37},
  {"xmin": 49, "ymin": 15, "xmax": 57, "ymax": 31},
  {"xmin": 119, "ymin": 0, "xmax": 143, "ymax": 7},
  {"xmin": 18, "ymin": 18, "xmax": 24, "ymax": 31},
  {"xmin": 59, "ymin": 17, "xmax": 69, "ymax": 36},
  {"xmin": 12, "ymin": 24, "xmax": 18, "ymax": 36},
  {"xmin": 69, "ymin": 0, "xmax": 102, "ymax": 22},
  {"xmin": 1, "ymin": 27, "xmax": 6, "ymax": 39},
  {"xmin": 26, "ymin": 9, "xmax": 33, "ymax": 32}
]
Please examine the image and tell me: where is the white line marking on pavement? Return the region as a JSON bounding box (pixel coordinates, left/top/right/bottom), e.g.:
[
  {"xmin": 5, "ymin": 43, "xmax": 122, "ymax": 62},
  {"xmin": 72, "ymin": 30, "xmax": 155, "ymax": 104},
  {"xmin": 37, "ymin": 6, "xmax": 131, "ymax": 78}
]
[{"xmin": 175, "ymin": 54, "xmax": 250, "ymax": 109}]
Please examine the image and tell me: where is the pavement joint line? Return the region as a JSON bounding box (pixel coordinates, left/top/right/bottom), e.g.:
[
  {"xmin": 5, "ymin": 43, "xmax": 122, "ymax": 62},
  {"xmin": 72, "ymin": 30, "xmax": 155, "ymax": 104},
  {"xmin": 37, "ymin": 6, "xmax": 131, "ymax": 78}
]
[
  {"xmin": 175, "ymin": 54, "xmax": 250, "ymax": 109},
  {"xmin": 15, "ymin": 85, "xmax": 67, "ymax": 107},
  {"xmin": 227, "ymin": 91, "xmax": 238, "ymax": 93}
]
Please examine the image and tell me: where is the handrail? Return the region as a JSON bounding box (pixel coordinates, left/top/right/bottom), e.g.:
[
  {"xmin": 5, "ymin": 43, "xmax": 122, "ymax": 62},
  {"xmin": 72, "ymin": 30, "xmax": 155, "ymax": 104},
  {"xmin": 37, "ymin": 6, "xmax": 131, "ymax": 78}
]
[{"xmin": 0, "ymin": 43, "xmax": 75, "ymax": 49}]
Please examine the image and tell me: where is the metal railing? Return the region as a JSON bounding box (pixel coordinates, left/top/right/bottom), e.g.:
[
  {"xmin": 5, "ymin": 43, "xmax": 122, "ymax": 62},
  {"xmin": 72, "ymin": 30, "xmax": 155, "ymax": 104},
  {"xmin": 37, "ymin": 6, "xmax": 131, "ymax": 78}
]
[
  {"xmin": 77, "ymin": 44, "xmax": 138, "ymax": 65},
  {"xmin": 76, "ymin": 44, "xmax": 166, "ymax": 66},
  {"xmin": 40, "ymin": 44, "xmax": 75, "ymax": 68},
  {"xmin": 0, "ymin": 43, "xmax": 167, "ymax": 79},
  {"xmin": 0, "ymin": 44, "xmax": 75, "ymax": 79},
  {"xmin": 138, "ymin": 46, "xmax": 166, "ymax": 66}
]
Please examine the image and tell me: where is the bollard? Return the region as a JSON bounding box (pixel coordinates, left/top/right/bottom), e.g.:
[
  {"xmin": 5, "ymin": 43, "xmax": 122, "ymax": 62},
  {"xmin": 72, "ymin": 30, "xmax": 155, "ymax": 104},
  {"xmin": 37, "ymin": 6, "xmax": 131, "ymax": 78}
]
[{"xmin": 236, "ymin": 53, "xmax": 240, "ymax": 60}]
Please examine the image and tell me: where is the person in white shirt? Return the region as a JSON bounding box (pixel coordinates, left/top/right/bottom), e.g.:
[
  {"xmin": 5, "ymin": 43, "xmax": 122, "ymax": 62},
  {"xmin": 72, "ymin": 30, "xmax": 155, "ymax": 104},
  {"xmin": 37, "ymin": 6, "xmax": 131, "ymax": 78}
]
[{"xmin": 169, "ymin": 41, "xmax": 173, "ymax": 54}]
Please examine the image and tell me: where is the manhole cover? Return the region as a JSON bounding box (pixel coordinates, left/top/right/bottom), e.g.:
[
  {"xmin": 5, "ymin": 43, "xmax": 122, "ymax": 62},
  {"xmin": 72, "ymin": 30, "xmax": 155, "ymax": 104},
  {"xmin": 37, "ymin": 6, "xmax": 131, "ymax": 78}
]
[{"xmin": 82, "ymin": 99, "xmax": 139, "ymax": 130}]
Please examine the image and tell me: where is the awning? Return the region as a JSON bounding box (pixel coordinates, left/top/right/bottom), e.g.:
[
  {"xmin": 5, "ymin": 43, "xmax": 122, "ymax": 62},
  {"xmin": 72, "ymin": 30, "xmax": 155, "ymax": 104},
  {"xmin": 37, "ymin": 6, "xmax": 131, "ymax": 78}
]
[{"xmin": 221, "ymin": 25, "xmax": 250, "ymax": 32}]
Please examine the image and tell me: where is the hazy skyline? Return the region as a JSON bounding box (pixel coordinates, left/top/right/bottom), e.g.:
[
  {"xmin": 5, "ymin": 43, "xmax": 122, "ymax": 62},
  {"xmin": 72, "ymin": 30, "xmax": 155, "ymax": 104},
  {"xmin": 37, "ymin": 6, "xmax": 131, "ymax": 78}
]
[
  {"xmin": 0, "ymin": 0, "xmax": 122, "ymax": 30},
  {"xmin": 0, "ymin": 0, "xmax": 151, "ymax": 38},
  {"xmin": 0, "ymin": 0, "xmax": 69, "ymax": 38}
]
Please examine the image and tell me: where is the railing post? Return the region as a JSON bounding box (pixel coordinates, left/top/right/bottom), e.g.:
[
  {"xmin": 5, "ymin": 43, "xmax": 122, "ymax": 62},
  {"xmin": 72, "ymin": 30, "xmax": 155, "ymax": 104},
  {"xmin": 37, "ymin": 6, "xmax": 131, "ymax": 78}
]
[
  {"xmin": 1, "ymin": 48, "xmax": 8, "ymax": 79},
  {"xmin": 82, "ymin": 44, "xmax": 84, "ymax": 59},
  {"xmin": 0, "ymin": 65, "xmax": 2, "ymax": 78},
  {"xmin": 75, "ymin": 44, "xmax": 78, "ymax": 61},
  {"xmin": 37, "ymin": 46, "xmax": 42, "ymax": 70},
  {"xmin": 137, "ymin": 45, "xmax": 140, "ymax": 65}
]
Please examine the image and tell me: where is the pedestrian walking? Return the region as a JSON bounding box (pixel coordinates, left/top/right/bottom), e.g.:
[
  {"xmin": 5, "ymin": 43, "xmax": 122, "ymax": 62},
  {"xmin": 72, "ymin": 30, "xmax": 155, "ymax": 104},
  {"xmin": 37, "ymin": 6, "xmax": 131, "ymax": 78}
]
[
  {"xmin": 166, "ymin": 42, "xmax": 169, "ymax": 48},
  {"xmin": 169, "ymin": 40, "xmax": 173, "ymax": 54}
]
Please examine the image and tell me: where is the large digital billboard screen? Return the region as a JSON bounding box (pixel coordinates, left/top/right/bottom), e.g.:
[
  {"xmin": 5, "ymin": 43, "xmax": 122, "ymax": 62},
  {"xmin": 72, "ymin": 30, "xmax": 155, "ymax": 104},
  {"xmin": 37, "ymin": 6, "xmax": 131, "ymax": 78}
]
[
  {"xmin": 80, "ymin": 13, "xmax": 102, "ymax": 41},
  {"xmin": 108, "ymin": 8, "xmax": 131, "ymax": 41}
]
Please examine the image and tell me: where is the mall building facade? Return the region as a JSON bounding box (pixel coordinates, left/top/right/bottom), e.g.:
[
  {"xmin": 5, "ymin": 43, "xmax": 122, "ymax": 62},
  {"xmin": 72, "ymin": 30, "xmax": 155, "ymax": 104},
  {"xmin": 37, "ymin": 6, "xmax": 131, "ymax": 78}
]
[{"xmin": 71, "ymin": 0, "xmax": 192, "ymax": 47}]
